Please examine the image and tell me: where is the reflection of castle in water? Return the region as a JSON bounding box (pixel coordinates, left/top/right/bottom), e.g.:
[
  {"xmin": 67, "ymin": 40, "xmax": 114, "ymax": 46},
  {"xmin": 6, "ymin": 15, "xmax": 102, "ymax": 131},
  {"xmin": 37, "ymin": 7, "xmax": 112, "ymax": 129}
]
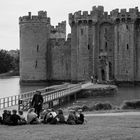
[{"xmin": 19, "ymin": 6, "xmax": 140, "ymax": 83}]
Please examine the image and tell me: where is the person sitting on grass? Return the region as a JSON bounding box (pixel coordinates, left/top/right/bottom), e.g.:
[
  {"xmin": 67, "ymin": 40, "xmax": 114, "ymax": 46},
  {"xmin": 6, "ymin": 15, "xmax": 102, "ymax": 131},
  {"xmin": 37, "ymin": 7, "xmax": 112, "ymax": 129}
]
[
  {"xmin": 10, "ymin": 109, "xmax": 21, "ymax": 126},
  {"xmin": 4, "ymin": 110, "xmax": 12, "ymax": 125},
  {"xmin": 0, "ymin": 115, "xmax": 3, "ymax": 124},
  {"xmin": 47, "ymin": 108, "xmax": 58, "ymax": 124},
  {"xmin": 56, "ymin": 109, "xmax": 65, "ymax": 124},
  {"xmin": 67, "ymin": 110, "xmax": 77, "ymax": 125},
  {"xmin": 75, "ymin": 109, "xmax": 85, "ymax": 124},
  {"xmin": 42, "ymin": 108, "xmax": 58, "ymax": 124},
  {"xmin": 42, "ymin": 109, "xmax": 51, "ymax": 124},
  {"xmin": 18, "ymin": 110, "xmax": 27, "ymax": 125},
  {"xmin": 39, "ymin": 109, "xmax": 47, "ymax": 121},
  {"xmin": 27, "ymin": 108, "xmax": 40, "ymax": 124},
  {"xmin": 2, "ymin": 110, "xmax": 8, "ymax": 124}
]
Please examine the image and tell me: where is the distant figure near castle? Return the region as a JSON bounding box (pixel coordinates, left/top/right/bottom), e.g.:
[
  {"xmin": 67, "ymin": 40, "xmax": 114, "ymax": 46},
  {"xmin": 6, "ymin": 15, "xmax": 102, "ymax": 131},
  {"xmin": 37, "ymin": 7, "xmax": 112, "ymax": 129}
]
[{"xmin": 19, "ymin": 6, "xmax": 140, "ymax": 84}]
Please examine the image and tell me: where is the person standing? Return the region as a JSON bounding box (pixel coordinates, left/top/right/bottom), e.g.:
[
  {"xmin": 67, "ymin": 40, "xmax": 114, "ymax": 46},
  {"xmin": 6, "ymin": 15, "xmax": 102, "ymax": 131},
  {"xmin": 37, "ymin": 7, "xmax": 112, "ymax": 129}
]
[{"xmin": 31, "ymin": 90, "xmax": 43, "ymax": 118}]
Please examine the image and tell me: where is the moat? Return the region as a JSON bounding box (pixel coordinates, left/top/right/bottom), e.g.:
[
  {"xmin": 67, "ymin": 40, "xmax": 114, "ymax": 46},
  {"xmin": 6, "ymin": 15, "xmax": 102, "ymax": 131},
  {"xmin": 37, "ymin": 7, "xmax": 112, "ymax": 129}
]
[{"xmin": 0, "ymin": 76, "xmax": 140, "ymax": 106}]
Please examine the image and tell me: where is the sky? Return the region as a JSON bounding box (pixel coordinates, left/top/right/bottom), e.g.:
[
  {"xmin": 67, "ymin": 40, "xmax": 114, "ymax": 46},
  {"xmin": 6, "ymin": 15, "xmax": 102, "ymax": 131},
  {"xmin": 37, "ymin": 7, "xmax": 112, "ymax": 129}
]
[{"xmin": 0, "ymin": 0, "xmax": 140, "ymax": 50}]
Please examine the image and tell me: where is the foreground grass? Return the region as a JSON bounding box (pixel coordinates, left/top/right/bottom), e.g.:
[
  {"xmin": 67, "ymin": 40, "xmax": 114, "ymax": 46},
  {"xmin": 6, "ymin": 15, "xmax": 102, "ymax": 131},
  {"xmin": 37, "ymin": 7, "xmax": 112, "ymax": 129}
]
[{"xmin": 0, "ymin": 114, "xmax": 140, "ymax": 140}]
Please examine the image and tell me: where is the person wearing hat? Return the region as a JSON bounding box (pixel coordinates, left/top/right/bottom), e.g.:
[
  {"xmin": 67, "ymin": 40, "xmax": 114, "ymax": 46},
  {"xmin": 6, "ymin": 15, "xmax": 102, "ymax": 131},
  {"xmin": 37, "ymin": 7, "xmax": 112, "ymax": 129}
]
[{"xmin": 31, "ymin": 90, "xmax": 43, "ymax": 118}]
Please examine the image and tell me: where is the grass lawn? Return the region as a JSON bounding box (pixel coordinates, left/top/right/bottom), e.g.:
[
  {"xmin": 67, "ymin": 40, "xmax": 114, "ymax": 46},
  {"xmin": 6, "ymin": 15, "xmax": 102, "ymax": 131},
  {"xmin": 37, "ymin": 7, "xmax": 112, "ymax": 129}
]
[{"xmin": 0, "ymin": 113, "xmax": 140, "ymax": 140}]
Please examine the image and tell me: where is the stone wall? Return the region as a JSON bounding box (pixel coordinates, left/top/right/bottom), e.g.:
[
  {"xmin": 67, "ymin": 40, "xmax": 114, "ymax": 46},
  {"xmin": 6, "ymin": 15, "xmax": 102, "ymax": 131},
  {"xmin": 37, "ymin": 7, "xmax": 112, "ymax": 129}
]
[
  {"xmin": 114, "ymin": 23, "xmax": 135, "ymax": 81},
  {"xmin": 49, "ymin": 38, "xmax": 71, "ymax": 80},
  {"xmin": 135, "ymin": 20, "xmax": 140, "ymax": 81}
]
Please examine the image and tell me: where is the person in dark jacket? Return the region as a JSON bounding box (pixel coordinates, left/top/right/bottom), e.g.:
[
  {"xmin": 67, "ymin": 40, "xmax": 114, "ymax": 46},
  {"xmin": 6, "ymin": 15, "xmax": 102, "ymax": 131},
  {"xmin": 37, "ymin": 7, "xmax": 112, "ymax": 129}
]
[
  {"xmin": 56, "ymin": 109, "xmax": 65, "ymax": 124},
  {"xmin": 10, "ymin": 110, "xmax": 21, "ymax": 125},
  {"xmin": 75, "ymin": 109, "xmax": 85, "ymax": 124},
  {"xmin": 31, "ymin": 90, "xmax": 43, "ymax": 118}
]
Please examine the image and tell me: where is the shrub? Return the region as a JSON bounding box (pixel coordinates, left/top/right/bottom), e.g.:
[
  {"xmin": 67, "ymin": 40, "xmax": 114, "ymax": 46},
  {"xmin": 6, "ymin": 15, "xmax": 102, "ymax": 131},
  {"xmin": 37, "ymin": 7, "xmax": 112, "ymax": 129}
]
[
  {"xmin": 121, "ymin": 100, "xmax": 140, "ymax": 109},
  {"xmin": 82, "ymin": 105, "xmax": 90, "ymax": 111},
  {"xmin": 93, "ymin": 102, "xmax": 113, "ymax": 111}
]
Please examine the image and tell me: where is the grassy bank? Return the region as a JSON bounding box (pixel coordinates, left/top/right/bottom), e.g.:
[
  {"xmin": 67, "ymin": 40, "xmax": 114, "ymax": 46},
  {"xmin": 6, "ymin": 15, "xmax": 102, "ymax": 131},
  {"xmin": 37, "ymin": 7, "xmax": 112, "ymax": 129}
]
[{"xmin": 0, "ymin": 113, "xmax": 140, "ymax": 140}]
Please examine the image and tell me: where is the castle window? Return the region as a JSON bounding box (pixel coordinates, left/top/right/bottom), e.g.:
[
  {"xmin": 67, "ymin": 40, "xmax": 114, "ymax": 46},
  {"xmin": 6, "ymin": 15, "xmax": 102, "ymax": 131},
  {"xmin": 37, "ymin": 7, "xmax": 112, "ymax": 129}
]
[
  {"xmin": 35, "ymin": 60, "xmax": 38, "ymax": 68},
  {"xmin": 81, "ymin": 29, "xmax": 83, "ymax": 35},
  {"xmin": 116, "ymin": 18, "xmax": 120, "ymax": 23},
  {"xmin": 127, "ymin": 44, "xmax": 129, "ymax": 50},
  {"xmin": 105, "ymin": 42, "xmax": 107, "ymax": 51},
  {"xmin": 104, "ymin": 28, "xmax": 107, "ymax": 34},
  {"xmin": 121, "ymin": 18, "xmax": 125, "ymax": 22},
  {"xmin": 37, "ymin": 44, "xmax": 39, "ymax": 52},
  {"xmin": 126, "ymin": 25, "xmax": 129, "ymax": 30},
  {"xmin": 88, "ymin": 44, "xmax": 90, "ymax": 50},
  {"xmin": 100, "ymin": 49, "xmax": 103, "ymax": 52}
]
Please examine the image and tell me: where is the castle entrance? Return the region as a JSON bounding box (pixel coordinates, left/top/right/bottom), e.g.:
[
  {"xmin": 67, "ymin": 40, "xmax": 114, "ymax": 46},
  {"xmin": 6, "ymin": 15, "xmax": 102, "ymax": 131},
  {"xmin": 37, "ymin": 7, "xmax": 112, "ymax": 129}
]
[{"xmin": 101, "ymin": 69, "xmax": 106, "ymax": 81}]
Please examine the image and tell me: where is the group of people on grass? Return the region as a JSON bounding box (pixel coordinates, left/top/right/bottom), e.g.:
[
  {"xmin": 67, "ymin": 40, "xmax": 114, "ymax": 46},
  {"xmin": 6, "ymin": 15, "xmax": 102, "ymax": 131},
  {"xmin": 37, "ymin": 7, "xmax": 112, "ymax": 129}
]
[
  {"xmin": 0, "ymin": 108, "xmax": 85, "ymax": 126},
  {"xmin": 0, "ymin": 90, "xmax": 85, "ymax": 126}
]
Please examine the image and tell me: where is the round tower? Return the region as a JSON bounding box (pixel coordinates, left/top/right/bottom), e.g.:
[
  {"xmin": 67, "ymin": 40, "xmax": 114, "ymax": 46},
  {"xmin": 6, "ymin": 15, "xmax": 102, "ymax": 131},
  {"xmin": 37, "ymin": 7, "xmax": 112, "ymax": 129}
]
[{"xmin": 19, "ymin": 11, "xmax": 50, "ymax": 83}]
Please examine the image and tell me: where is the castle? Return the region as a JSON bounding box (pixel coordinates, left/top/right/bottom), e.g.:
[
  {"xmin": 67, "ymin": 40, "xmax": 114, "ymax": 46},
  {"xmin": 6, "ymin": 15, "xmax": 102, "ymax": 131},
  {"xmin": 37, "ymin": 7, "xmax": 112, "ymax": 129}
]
[{"xmin": 19, "ymin": 6, "xmax": 140, "ymax": 83}]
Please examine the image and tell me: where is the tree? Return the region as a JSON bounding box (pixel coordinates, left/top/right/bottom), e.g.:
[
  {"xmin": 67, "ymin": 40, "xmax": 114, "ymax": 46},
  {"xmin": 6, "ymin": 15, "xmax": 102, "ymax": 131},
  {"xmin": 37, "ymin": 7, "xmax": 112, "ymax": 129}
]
[{"xmin": 0, "ymin": 49, "xmax": 14, "ymax": 74}]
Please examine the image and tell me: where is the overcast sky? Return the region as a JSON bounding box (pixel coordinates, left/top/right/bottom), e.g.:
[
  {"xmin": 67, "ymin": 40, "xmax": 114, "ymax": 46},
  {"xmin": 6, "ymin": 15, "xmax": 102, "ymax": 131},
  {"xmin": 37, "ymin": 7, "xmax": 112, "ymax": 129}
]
[{"xmin": 0, "ymin": 0, "xmax": 140, "ymax": 50}]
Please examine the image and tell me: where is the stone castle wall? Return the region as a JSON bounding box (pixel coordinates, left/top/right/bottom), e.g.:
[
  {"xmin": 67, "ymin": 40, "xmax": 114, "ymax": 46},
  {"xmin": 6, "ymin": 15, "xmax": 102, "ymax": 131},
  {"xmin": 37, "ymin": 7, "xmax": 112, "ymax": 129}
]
[
  {"xmin": 19, "ymin": 11, "xmax": 50, "ymax": 82},
  {"xmin": 20, "ymin": 6, "xmax": 140, "ymax": 83},
  {"xmin": 48, "ymin": 38, "xmax": 71, "ymax": 81}
]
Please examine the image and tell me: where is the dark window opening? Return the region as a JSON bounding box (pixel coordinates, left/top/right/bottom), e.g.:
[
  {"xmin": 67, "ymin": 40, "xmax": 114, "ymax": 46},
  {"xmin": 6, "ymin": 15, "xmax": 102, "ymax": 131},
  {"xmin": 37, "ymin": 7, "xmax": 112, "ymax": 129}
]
[
  {"xmin": 100, "ymin": 49, "xmax": 103, "ymax": 52},
  {"xmin": 105, "ymin": 42, "xmax": 107, "ymax": 51},
  {"xmin": 126, "ymin": 25, "xmax": 129, "ymax": 30},
  {"xmin": 78, "ymin": 20, "xmax": 82, "ymax": 25},
  {"xmin": 127, "ymin": 44, "xmax": 129, "ymax": 50},
  {"xmin": 88, "ymin": 44, "xmax": 90, "ymax": 50},
  {"xmin": 109, "ymin": 62, "xmax": 112, "ymax": 80},
  {"xmin": 126, "ymin": 70, "xmax": 128, "ymax": 73},
  {"xmin": 81, "ymin": 29, "xmax": 83, "ymax": 35},
  {"xmin": 101, "ymin": 69, "xmax": 105, "ymax": 81},
  {"xmin": 37, "ymin": 45, "xmax": 39, "ymax": 52},
  {"xmin": 35, "ymin": 60, "xmax": 38, "ymax": 68},
  {"xmin": 116, "ymin": 18, "xmax": 120, "ymax": 23},
  {"xmin": 121, "ymin": 18, "xmax": 125, "ymax": 22}
]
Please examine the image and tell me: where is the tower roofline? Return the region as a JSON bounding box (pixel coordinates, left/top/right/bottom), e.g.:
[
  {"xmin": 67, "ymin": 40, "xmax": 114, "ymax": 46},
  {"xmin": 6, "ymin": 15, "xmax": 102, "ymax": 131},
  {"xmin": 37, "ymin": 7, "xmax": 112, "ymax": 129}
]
[{"xmin": 19, "ymin": 11, "xmax": 50, "ymax": 24}]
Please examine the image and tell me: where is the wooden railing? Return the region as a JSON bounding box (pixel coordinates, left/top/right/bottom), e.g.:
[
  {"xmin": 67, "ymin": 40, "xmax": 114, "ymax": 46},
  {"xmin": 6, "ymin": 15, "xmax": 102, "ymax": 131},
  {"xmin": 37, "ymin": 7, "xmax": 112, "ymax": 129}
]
[
  {"xmin": 18, "ymin": 83, "xmax": 82, "ymax": 110},
  {"xmin": 0, "ymin": 83, "xmax": 70, "ymax": 110},
  {"xmin": 0, "ymin": 83, "xmax": 82, "ymax": 111}
]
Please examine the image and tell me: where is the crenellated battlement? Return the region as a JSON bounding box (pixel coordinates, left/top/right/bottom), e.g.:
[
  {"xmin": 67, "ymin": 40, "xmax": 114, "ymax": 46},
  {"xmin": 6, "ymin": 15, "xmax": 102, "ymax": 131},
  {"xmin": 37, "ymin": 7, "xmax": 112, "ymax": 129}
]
[
  {"xmin": 69, "ymin": 6, "xmax": 113, "ymax": 25},
  {"xmin": 19, "ymin": 11, "xmax": 50, "ymax": 24},
  {"xmin": 50, "ymin": 21, "xmax": 66, "ymax": 39},
  {"xmin": 110, "ymin": 7, "xmax": 139, "ymax": 22},
  {"xmin": 69, "ymin": 6, "xmax": 140, "ymax": 25},
  {"xmin": 51, "ymin": 21, "xmax": 66, "ymax": 33}
]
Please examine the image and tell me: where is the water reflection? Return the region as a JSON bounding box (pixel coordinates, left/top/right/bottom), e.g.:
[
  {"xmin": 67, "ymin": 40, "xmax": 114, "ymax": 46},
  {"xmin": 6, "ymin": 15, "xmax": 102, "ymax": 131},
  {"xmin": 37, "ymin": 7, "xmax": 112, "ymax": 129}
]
[{"xmin": 0, "ymin": 76, "xmax": 46, "ymax": 98}]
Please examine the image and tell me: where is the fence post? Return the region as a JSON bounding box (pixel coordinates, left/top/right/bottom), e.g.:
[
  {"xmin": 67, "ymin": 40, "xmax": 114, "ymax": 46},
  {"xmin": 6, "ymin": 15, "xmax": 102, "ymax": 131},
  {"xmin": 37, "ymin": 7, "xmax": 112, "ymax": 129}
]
[{"xmin": 18, "ymin": 99, "xmax": 22, "ymax": 111}]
